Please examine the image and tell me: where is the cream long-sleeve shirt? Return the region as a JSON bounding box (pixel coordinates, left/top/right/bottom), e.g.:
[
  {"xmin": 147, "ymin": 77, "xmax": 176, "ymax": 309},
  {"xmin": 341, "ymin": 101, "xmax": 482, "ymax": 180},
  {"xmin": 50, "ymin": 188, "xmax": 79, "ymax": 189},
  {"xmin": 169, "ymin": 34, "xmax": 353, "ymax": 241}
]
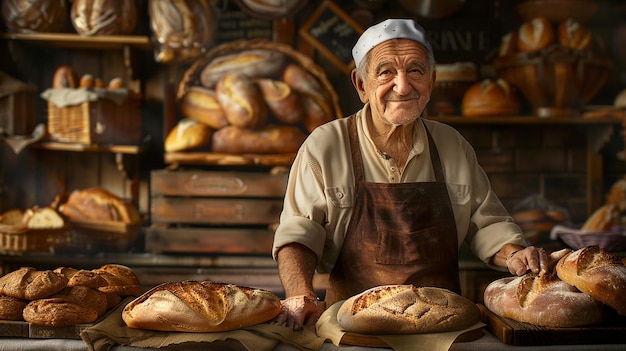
[{"xmin": 272, "ymin": 104, "xmax": 526, "ymax": 273}]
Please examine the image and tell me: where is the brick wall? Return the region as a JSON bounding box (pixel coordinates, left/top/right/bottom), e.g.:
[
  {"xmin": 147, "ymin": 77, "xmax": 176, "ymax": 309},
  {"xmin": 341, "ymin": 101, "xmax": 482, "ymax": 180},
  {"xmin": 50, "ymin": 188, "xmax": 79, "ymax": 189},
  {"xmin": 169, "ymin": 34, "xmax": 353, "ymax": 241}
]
[{"xmin": 451, "ymin": 123, "xmax": 626, "ymax": 224}]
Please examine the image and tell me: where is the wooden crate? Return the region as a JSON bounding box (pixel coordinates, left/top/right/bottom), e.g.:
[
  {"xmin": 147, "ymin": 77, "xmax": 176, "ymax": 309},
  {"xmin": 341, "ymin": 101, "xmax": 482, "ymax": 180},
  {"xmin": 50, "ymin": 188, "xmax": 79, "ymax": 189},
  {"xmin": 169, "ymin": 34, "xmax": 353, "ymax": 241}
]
[
  {"xmin": 148, "ymin": 169, "xmax": 288, "ymax": 254},
  {"xmin": 47, "ymin": 94, "xmax": 141, "ymax": 145}
]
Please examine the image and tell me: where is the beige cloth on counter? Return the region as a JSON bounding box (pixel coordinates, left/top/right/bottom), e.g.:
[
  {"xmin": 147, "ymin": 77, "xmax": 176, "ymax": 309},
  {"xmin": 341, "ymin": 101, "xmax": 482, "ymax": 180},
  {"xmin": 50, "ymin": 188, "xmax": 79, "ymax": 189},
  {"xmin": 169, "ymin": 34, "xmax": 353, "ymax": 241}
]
[
  {"xmin": 80, "ymin": 300, "xmax": 326, "ymax": 351},
  {"xmin": 316, "ymin": 301, "xmax": 486, "ymax": 351}
]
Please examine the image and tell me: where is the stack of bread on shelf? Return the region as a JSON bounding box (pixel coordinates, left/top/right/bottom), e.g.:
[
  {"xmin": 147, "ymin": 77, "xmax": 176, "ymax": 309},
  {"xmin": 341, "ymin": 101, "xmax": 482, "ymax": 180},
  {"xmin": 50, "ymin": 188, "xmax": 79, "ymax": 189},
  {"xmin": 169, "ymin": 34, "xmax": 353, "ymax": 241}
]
[
  {"xmin": 0, "ymin": 264, "xmax": 141, "ymax": 326},
  {"xmin": 166, "ymin": 40, "xmax": 339, "ymax": 155},
  {"xmin": 484, "ymin": 246, "xmax": 626, "ymax": 327}
]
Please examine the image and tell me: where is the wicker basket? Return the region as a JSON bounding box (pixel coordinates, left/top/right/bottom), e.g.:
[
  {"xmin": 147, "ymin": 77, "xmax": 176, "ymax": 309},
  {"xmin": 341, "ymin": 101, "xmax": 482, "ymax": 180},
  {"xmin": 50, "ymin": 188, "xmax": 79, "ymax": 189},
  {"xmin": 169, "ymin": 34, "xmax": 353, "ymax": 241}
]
[
  {"xmin": 551, "ymin": 225, "xmax": 626, "ymax": 252},
  {"xmin": 177, "ymin": 38, "xmax": 342, "ymax": 119},
  {"xmin": 47, "ymin": 93, "xmax": 141, "ymax": 145},
  {"xmin": 494, "ymin": 46, "xmax": 612, "ymax": 118},
  {"xmin": 0, "ymin": 224, "xmax": 76, "ymax": 254}
]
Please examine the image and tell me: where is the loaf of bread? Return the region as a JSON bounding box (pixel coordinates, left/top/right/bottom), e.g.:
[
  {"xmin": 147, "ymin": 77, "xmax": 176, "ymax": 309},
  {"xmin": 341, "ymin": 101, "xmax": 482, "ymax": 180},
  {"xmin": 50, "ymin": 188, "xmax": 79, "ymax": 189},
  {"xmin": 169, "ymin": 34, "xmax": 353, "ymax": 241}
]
[
  {"xmin": 558, "ymin": 19, "xmax": 592, "ymax": 51},
  {"xmin": 54, "ymin": 268, "xmax": 108, "ymax": 289},
  {"xmin": 556, "ymin": 246, "xmax": 626, "ymax": 316},
  {"xmin": 53, "ymin": 285, "xmax": 108, "ymax": 316},
  {"xmin": 22, "ymin": 206, "xmax": 65, "ymax": 229},
  {"xmin": 93, "ymin": 264, "xmax": 142, "ymax": 297},
  {"xmin": 235, "ymin": 0, "xmax": 306, "ymax": 19},
  {"xmin": 23, "ymin": 297, "xmax": 99, "ymax": 327},
  {"xmin": 164, "ymin": 118, "xmax": 213, "ymax": 153},
  {"xmin": 148, "ymin": 0, "xmax": 216, "ymax": 63},
  {"xmin": 336, "ymin": 285, "xmax": 481, "ymax": 334},
  {"xmin": 180, "ymin": 86, "xmax": 228, "ymax": 129},
  {"xmin": 200, "ymin": 49, "xmax": 287, "ymax": 89},
  {"xmin": 71, "ymin": 0, "xmax": 137, "ymax": 36},
  {"xmin": 581, "ymin": 177, "xmax": 626, "ymax": 231},
  {"xmin": 435, "ymin": 62, "xmax": 478, "ymax": 82},
  {"xmin": 0, "ymin": 295, "xmax": 27, "ymax": 321},
  {"xmin": 517, "ymin": 17, "xmax": 555, "ymax": 52},
  {"xmin": 484, "ymin": 272, "xmax": 607, "ymax": 327},
  {"xmin": 461, "ymin": 79, "xmax": 520, "ymax": 117},
  {"xmin": 0, "ymin": 208, "xmax": 25, "ymax": 226},
  {"xmin": 122, "ymin": 281, "xmax": 282, "ymax": 332},
  {"xmin": 211, "ymin": 125, "xmax": 306, "ymax": 154},
  {"xmin": 255, "ymin": 78, "xmax": 303, "ymax": 124},
  {"xmin": 52, "ymin": 65, "xmax": 78, "ymax": 89},
  {"xmin": 0, "ymin": 267, "xmax": 68, "ymax": 300},
  {"xmin": 1, "ymin": 0, "xmax": 68, "ymax": 33},
  {"xmin": 215, "ymin": 72, "xmax": 268, "ymax": 129},
  {"xmin": 59, "ymin": 187, "xmax": 141, "ymax": 224}
]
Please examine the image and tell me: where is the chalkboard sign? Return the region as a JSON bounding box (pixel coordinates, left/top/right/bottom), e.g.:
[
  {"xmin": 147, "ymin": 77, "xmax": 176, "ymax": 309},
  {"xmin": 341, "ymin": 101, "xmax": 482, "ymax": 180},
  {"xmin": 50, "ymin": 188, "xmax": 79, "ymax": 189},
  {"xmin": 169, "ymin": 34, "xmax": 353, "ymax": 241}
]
[{"xmin": 300, "ymin": 1, "xmax": 363, "ymax": 74}]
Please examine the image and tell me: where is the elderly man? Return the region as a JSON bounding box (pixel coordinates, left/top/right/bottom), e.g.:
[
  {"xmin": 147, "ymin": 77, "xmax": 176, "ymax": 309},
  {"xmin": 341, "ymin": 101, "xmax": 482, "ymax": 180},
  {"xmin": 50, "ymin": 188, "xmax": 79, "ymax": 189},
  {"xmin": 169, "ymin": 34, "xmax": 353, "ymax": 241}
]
[{"xmin": 271, "ymin": 18, "xmax": 551, "ymax": 331}]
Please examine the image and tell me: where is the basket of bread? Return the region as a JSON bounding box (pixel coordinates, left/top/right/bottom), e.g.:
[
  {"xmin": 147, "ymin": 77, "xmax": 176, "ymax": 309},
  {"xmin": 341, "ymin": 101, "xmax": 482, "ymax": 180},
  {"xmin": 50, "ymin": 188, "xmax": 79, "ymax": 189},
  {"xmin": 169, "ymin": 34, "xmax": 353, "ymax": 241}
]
[
  {"xmin": 493, "ymin": 16, "xmax": 612, "ymax": 118},
  {"xmin": 550, "ymin": 177, "xmax": 626, "ymax": 252},
  {"xmin": 165, "ymin": 38, "xmax": 342, "ymax": 166},
  {"xmin": 0, "ymin": 187, "xmax": 142, "ymax": 254}
]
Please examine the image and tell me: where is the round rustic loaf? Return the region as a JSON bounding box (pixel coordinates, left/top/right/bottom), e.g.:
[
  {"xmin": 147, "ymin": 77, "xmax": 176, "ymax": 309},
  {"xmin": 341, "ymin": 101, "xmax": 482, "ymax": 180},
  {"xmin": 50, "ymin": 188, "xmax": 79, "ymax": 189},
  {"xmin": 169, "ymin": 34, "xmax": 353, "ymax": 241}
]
[
  {"xmin": 23, "ymin": 297, "xmax": 99, "ymax": 327},
  {"xmin": 336, "ymin": 285, "xmax": 481, "ymax": 334},
  {"xmin": 484, "ymin": 272, "xmax": 608, "ymax": 327},
  {"xmin": 0, "ymin": 267, "xmax": 68, "ymax": 300},
  {"xmin": 59, "ymin": 187, "xmax": 141, "ymax": 224},
  {"xmin": 461, "ymin": 79, "xmax": 520, "ymax": 117},
  {"xmin": 556, "ymin": 246, "xmax": 626, "ymax": 316},
  {"xmin": 0, "ymin": 295, "xmax": 27, "ymax": 321},
  {"xmin": 517, "ymin": 17, "xmax": 555, "ymax": 52},
  {"xmin": 122, "ymin": 281, "xmax": 282, "ymax": 332},
  {"xmin": 53, "ymin": 286, "xmax": 108, "ymax": 317}
]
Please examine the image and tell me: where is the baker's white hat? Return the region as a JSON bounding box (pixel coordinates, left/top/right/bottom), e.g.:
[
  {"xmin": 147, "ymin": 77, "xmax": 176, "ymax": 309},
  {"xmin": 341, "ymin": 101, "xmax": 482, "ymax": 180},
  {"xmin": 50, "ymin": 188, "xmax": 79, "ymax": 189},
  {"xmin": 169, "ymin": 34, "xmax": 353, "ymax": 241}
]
[{"xmin": 352, "ymin": 18, "xmax": 432, "ymax": 68}]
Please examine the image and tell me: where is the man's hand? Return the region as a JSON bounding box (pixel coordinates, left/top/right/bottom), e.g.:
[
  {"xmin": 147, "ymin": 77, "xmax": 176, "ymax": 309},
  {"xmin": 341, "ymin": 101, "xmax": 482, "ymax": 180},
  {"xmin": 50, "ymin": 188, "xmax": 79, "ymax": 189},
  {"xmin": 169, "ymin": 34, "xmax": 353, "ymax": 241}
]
[
  {"xmin": 506, "ymin": 246, "xmax": 571, "ymax": 275},
  {"xmin": 272, "ymin": 295, "xmax": 324, "ymax": 331}
]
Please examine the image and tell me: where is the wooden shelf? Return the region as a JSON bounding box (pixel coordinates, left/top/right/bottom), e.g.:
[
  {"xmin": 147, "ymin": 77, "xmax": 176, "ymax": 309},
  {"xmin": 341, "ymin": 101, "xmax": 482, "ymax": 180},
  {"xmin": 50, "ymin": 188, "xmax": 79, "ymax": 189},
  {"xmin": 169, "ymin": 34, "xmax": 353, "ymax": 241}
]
[
  {"xmin": 32, "ymin": 142, "xmax": 142, "ymax": 155},
  {"xmin": 0, "ymin": 32, "xmax": 152, "ymax": 50}
]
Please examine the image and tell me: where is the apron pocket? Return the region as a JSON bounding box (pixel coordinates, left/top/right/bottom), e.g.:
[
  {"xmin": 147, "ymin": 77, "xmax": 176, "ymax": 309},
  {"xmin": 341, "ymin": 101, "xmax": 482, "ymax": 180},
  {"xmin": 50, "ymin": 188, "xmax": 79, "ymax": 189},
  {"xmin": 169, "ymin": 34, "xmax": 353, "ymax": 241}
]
[{"xmin": 375, "ymin": 227, "xmax": 441, "ymax": 265}]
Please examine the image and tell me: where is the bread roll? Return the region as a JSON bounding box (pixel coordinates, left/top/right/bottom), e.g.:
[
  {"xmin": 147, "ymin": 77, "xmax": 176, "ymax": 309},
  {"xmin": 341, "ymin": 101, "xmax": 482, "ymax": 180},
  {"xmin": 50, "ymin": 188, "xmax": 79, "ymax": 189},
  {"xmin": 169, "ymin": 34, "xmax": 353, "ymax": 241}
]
[
  {"xmin": 336, "ymin": 285, "xmax": 481, "ymax": 334},
  {"xmin": 461, "ymin": 79, "xmax": 520, "ymax": 117},
  {"xmin": 0, "ymin": 267, "xmax": 68, "ymax": 300},
  {"xmin": 122, "ymin": 281, "xmax": 282, "ymax": 332},
  {"xmin": 53, "ymin": 286, "xmax": 108, "ymax": 316},
  {"xmin": 52, "ymin": 65, "xmax": 78, "ymax": 89},
  {"xmin": 255, "ymin": 78, "xmax": 303, "ymax": 124},
  {"xmin": 79, "ymin": 74, "xmax": 94, "ymax": 88},
  {"xmin": 164, "ymin": 118, "xmax": 212, "ymax": 152},
  {"xmin": 517, "ymin": 17, "xmax": 555, "ymax": 52},
  {"xmin": 211, "ymin": 125, "xmax": 306, "ymax": 154},
  {"xmin": 107, "ymin": 77, "xmax": 124, "ymax": 90},
  {"xmin": 215, "ymin": 72, "xmax": 268, "ymax": 129},
  {"xmin": 59, "ymin": 187, "xmax": 141, "ymax": 224},
  {"xmin": 180, "ymin": 87, "xmax": 228, "ymax": 129},
  {"xmin": 23, "ymin": 297, "xmax": 99, "ymax": 326},
  {"xmin": 558, "ymin": 19, "xmax": 592, "ymax": 51},
  {"xmin": 0, "ymin": 295, "xmax": 27, "ymax": 321},
  {"xmin": 556, "ymin": 246, "xmax": 626, "ymax": 316},
  {"xmin": 200, "ymin": 49, "xmax": 287, "ymax": 88},
  {"xmin": 484, "ymin": 272, "xmax": 607, "ymax": 327}
]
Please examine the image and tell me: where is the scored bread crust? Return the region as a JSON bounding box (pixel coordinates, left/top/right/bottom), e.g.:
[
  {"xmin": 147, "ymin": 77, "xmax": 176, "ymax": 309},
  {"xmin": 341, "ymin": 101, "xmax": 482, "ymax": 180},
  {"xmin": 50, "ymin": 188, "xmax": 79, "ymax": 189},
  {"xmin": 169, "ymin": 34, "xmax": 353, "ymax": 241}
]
[
  {"xmin": 0, "ymin": 295, "xmax": 28, "ymax": 321},
  {"xmin": 0, "ymin": 267, "xmax": 68, "ymax": 300},
  {"xmin": 336, "ymin": 285, "xmax": 481, "ymax": 334},
  {"xmin": 484, "ymin": 272, "xmax": 608, "ymax": 327},
  {"xmin": 23, "ymin": 297, "xmax": 99, "ymax": 327},
  {"xmin": 122, "ymin": 281, "xmax": 282, "ymax": 332},
  {"xmin": 556, "ymin": 246, "xmax": 626, "ymax": 316}
]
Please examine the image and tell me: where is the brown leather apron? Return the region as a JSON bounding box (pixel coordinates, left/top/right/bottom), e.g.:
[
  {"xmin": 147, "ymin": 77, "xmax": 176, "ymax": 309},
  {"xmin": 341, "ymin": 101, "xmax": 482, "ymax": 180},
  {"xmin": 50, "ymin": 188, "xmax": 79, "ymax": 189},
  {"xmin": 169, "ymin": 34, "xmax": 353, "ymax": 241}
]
[{"xmin": 325, "ymin": 116, "xmax": 461, "ymax": 306}]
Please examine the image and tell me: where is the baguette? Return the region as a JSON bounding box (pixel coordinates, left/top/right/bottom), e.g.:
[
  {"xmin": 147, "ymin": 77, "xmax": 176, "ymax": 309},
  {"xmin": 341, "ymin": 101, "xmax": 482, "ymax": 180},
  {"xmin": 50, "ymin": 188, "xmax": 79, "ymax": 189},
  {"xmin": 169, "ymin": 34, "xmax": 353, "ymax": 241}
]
[
  {"xmin": 200, "ymin": 49, "xmax": 287, "ymax": 88},
  {"xmin": 215, "ymin": 72, "xmax": 268, "ymax": 129},
  {"xmin": 211, "ymin": 125, "xmax": 306, "ymax": 154},
  {"xmin": 556, "ymin": 246, "xmax": 626, "ymax": 316},
  {"xmin": 337, "ymin": 285, "xmax": 481, "ymax": 334},
  {"xmin": 122, "ymin": 281, "xmax": 282, "ymax": 332}
]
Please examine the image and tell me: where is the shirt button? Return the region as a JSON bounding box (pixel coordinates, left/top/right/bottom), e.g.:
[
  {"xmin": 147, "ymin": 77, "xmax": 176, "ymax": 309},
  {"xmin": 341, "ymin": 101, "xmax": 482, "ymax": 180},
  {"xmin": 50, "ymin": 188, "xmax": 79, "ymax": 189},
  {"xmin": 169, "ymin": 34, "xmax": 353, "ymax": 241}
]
[
  {"xmin": 336, "ymin": 192, "xmax": 344, "ymax": 199},
  {"xmin": 390, "ymin": 167, "xmax": 396, "ymax": 172}
]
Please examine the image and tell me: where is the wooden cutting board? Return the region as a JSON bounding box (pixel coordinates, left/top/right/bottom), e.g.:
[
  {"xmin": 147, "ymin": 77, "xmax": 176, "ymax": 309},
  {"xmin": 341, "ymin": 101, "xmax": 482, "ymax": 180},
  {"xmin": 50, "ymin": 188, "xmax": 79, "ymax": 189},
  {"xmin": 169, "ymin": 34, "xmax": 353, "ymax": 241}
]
[{"xmin": 479, "ymin": 304, "xmax": 626, "ymax": 346}]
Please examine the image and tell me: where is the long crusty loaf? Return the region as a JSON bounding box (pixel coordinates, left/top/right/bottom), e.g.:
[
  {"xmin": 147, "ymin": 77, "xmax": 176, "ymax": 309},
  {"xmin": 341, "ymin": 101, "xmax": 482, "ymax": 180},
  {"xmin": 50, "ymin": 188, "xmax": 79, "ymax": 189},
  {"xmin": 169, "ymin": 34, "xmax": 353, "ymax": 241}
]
[
  {"xmin": 556, "ymin": 246, "xmax": 626, "ymax": 316},
  {"xmin": 122, "ymin": 281, "xmax": 282, "ymax": 332},
  {"xmin": 484, "ymin": 272, "xmax": 608, "ymax": 327},
  {"xmin": 336, "ymin": 285, "xmax": 481, "ymax": 334}
]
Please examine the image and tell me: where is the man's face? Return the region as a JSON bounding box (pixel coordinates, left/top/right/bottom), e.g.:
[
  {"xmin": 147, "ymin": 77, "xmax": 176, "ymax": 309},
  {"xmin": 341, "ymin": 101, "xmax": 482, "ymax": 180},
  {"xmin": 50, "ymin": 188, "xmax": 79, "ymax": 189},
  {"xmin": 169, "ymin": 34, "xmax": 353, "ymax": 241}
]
[{"xmin": 355, "ymin": 39, "xmax": 435, "ymax": 126}]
